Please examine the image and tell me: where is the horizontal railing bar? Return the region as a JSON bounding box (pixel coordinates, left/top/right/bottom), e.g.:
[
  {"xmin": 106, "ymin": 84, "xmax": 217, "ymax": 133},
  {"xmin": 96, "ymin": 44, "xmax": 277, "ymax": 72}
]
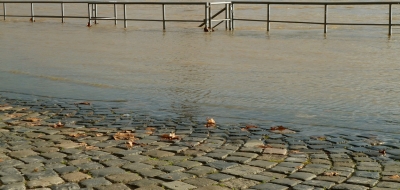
[
  {"xmin": 0, "ymin": 1, "xmax": 207, "ymax": 4},
  {"xmin": 210, "ymin": 2, "xmax": 231, "ymax": 5},
  {"xmin": 1, "ymin": 1, "xmax": 399, "ymax": 4},
  {"xmin": 0, "ymin": 15, "xmax": 87, "ymax": 18},
  {"xmin": 234, "ymin": 18, "xmax": 395, "ymax": 26},
  {"xmin": 232, "ymin": 1, "xmax": 400, "ymax": 5},
  {"xmin": 89, "ymin": 2, "xmax": 207, "ymax": 5}
]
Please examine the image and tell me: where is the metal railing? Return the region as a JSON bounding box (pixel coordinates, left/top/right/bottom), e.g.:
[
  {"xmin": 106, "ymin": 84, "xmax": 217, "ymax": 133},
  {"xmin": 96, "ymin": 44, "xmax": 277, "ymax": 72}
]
[
  {"xmin": 1, "ymin": 1, "xmax": 400, "ymax": 35},
  {"xmin": 230, "ymin": 1, "xmax": 400, "ymax": 35},
  {"xmin": 0, "ymin": 1, "xmax": 90, "ymax": 23},
  {"xmin": 86, "ymin": 2, "xmax": 209, "ymax": 29}
]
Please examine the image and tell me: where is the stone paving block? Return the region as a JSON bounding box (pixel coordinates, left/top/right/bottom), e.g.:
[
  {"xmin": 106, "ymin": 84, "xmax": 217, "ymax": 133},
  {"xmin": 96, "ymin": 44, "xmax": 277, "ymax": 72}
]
[
  {"xmin": 332, "ymin": 183, "xmax": 370, "ymax": 190},
  {"xmin": 9, "ymin": 149, "xmax": 38, "ymax": 158},
  {"xmin": 315, "ymin": 175, "xmax": 347, "ymax": 183},
  {"xmin": 263, "ymin": 148, "xmax": 287, "ymax": 155},
  {"xmin": 61, "ymin": 172, "xmax": 91, "ymax": 182},
  {"xmin": 207, "ymin": 160, "xmax": 238, "ymax": 170},
  {"xmin": 0, "ymin": 182, "xmax": 26, "ymax": 190},
  {"xmin": 301, "ymin": 179, "xmax": 335, "ymax": 189},
  {"xmin": 160, "ymin": 155, "xmax": 191, "ymax": 164},
  {"xmin": 191, "ymin": 156, "xmax": 216, "ymax": 163},
  {"xmin": 355, "ymin": 171, "xmax": 380, "ymax": 179},
  {"xmin": 270, "ymin": 166, "xmax": 298, "ymax": 174},
  {"xmin": 26, "ymin": 176, "xmax": 64, "ymax": 188},
  {"xmin": 354, "ymin": 156, "xmax": 375, "ymax": 162},
  {"xmin": 162, "ymin": 181, "xmax": 197, "ymax": 190},
  {"xmin": 75, "ymin": 162, "xmax": 105, "ymax": 171},
  {"xmin": 272, "ymin": 177, "xmax": 302, "ymax": 187},
  {"xmin": 240, "ymin": 147, "xmax": 264, "ymax": 153},
  {"xmin": 25, "ymin": 169, "xmax": 58, "ymax": 180},
  {"xmin": 41, "ymin": 152, "xmax": 67, "ymax": 159},
  {"xmin": 242, "ymin": 174, "xmax": 273, "ymax": 182},
  {"xmin": 134, "ymin": 185, "xmax": 165, "ymax": 190},
  {"xmin": 101, "ymin": 159, "xmax": 129, "ymax": 167},
  {"xmin": 311, "ymin": 158, "xmax": 332, "ymax": 165},
  {"xmin": 222, "ymin": 165, "xmax": 264, "ymax": 176},
  {"xmin": 278, "ymin": 162, "xmax": 304, "ymax": 168},
  {"xmin": 129, "ymin": 178, "xmax": 165, "ymax": 187},
  {"xmin": 182, "ymin": 150, "xmax": 207, "ymax": 157},
  {"xmin": 220, "ymin": 177, "xmax": 260, "ymax": 189},
  {"xmin": 285, "ymin": 157, "xmax": 308, "ymax": 163},
  {"xmin": 79, "ymin": 177, "xmax": 112, "ymax": 188},
  {"xmin": 250, "ymin": 182, "xmax": 289, "ymax": 190},
  {"xmin": 174, "ymin": 161, "xmax": 202, "ymax": 169},
  {"xmin": 376, "ymin": 181, "xmax": 400, "ymax": 189},
  {"xmin": 105, "ymin": 173, "xmax": 142, "ymax": 183},
  {"xmin": 158, "ymin": 165, "xmax": 185, "ymax": 173},
  {"xmin": 89, "ymin": 167, "xmax": 126, "ymax": 177},
  {"xmin": 122, "ymin": 154, "xmax": 150, "ymax": 162},
  {"xmin": 292, "ymin": 184, "xmax": 315, "ymax": 190},
  {"xmin": 185, "ymin": 166, "xmax": 217, "ymax": 177},
  {"xmin": 346, "ymin": 176, "xmax": 379, "ymax": 187},
  {"xmin": 247, "ymin": 160, "xmax": 277, "ymax": 169},
  {"xmin": 243, "ymin": 139, "xmax": 264, "ymax": 148},
  {"xmin": 51, "ymin": 182, "xmax": 81, "ymax": 190},
  {"xmin": 113, "ymin": 149, "xmax": 143, "ymax": 157},
  {"xmin": 356, "ymin": 166, "xmax": 382, "ymax": 172},
  {"xmin": 183, "ymin": 177, "xmax": 218, "ymax": 187},
  {"xmin": 206, "ymin": 152, "xmax": 229, "ymax": 159},
  {"xmin": 288, "ymin": 172, "xmax": 317, "ymax": 181},
  {"xmin": 334, "ymin": 162, "xmax": 356, "ymax": 168},
  {"xmin": 207, "ymin": 173, "xmax": 236, "ymax": 182},
  {"xmin": 136, "ymin": 169, "xmax": 166, "ymax": 177},
  {"xmin": 94, "ymin": 183, "xmax": 131, "ymax": 190},
  {"xmin": 325, "ymin": 148, "xmax": 352, "ymax": 154},
  {"xmin": 53, "ymin": 166, "xmax": 79, "ymax": 175},
  {"xmin": 144, "ymin": 150, "xmax": 175, "ymax": 158},
  {"xmin": 0, "ymin": 174, "xmax": 25, "ymax": 185},
  {"xmin": 68, "ymin": 158, "xmax": 91, "ymax": 166},
  {"xmin": 224, "ymin": 156, "xmax": 252, "ymax": 164},
  {"xmin": 158, "ymin": 172, "xmax": 195, "ymax": 181},
  {"xmin": 161, "ymin": 146, "xmax": 188, "ymax": 153}
]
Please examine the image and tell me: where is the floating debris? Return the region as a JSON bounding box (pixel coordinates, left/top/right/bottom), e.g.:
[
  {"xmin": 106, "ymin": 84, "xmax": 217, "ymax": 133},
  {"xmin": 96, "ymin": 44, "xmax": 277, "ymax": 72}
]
[
  {"xmin": 205, "ymin": 117, "xmax": 216, "ymax": 128},
  {"xmin": 241, "ymin": 125, "xmax": 258, "ymax": 131},
  {"xmin": 324, "ymin": 172, "xmax": 340, "ymax": 176},
  {"xmin": 160, "ymin": 132, "xmax": 181, "ymax": 141}
]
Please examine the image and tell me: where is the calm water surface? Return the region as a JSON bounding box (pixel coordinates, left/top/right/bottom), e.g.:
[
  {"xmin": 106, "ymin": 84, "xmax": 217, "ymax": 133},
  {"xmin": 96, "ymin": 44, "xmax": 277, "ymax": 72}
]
[{"xmin": 1, "ymin": 2, "xmax": 400, "ymax": 136}]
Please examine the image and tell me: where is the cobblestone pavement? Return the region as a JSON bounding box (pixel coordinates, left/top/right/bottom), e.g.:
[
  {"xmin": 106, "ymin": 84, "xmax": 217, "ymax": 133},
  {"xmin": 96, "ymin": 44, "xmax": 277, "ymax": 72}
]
[{"xmin": 1, "ymin": 97, "xmax": 400, "ymax": 190}]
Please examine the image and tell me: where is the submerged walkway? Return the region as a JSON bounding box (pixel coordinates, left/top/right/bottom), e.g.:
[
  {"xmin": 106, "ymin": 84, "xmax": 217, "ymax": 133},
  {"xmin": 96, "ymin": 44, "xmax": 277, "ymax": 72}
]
[{"xmin": 1, "ymin": 96, "xmax": 400, "ymax": 190}]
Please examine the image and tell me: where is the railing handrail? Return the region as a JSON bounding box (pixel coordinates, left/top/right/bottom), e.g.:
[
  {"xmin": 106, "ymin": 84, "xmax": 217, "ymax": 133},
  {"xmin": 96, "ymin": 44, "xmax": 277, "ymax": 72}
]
[
  {"xmin": 232, "ymin": 1, "xmax": 400, "ymax": 5},
  {"xmin": 1, "ymin": 1, "xmax": 399, "ymax": 35}
]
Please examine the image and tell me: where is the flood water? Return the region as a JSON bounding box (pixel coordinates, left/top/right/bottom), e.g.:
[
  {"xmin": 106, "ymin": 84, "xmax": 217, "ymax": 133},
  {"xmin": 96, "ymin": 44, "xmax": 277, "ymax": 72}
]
[{"xmin": 1, "ymin": 1, "xmax": 400, "ymax": 136}]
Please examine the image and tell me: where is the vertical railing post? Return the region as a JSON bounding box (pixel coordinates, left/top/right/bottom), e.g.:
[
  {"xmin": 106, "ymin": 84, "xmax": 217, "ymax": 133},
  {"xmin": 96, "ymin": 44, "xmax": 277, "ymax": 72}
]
[
  {"xmin": 124, "ymin": 4, "xmax": 127, "ymax": 28},
  {"xmin": 205, "ymin": 3, "xmax": 209, "ymax": 30},
  {"xmin": 267, "ymin": 4, "xmax": 270, "ymax": 31},
  {"xmin": 3, "ymin": 3, "xmax": 6, "ymax": 20},
  {"xmin": 324, "ymin": 4, "xmax": 328, "ymax": 33},
  {"xmin": 114, "ymin": 4, "xmax": 117, "ymax": 25},
  {"xmin": 225, "ymin": 3, "xmax": 228, "ymax": 30},
  {"xmin": 208, "ymin": 2, "xmax": 212, "ymax": 29},
  {"xmin": 87, "ymin": 3, "xmax": 91, "ymax": 26},
  {"xmin": 231, "ymin": 3, "xmax": 234, "ymax": 30},
  {"xmin": 30, "ymin": 3, "xmax": 34, "ymax": 22},
  {"xmin": 162, "ymin": 4, "xmax": 166, "ymax": 30},
  {"xmin": 389, "ymin": 3, "xmax": 392, "ymax": 35},
  {"xmin": 61, "ymin": 3, "xmax": 64, "ymax": 23}
]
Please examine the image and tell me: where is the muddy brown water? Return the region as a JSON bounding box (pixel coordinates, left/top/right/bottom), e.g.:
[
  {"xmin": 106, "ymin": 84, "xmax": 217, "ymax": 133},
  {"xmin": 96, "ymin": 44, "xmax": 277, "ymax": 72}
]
[{"xmin": 1, "ymin": 1, "xmax": 400, "ymax": 136}]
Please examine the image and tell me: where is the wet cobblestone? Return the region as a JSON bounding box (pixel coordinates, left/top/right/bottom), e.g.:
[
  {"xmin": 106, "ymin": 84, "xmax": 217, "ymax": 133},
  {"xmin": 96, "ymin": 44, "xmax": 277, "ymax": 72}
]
[{"xmin": 0, "ymin": 97, "xmax": 400, "ymax": 189}]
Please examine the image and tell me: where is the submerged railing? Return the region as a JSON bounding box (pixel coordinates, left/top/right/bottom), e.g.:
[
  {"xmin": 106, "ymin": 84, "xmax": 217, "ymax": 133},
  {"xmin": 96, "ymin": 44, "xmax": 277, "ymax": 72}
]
[
  {"xmin": 231, "ymin": 1, "xmax": 400, "ymax": 35},
  {"xmin": 0, "ymin": 1, "xmax": 399, "ymax": 35}
]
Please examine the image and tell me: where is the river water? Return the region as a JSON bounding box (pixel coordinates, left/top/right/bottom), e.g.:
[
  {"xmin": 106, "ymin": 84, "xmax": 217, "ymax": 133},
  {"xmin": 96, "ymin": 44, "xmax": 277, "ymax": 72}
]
[{"xmin": 1, "ymin": 1, "xmax": 400, "ymax": 136}]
